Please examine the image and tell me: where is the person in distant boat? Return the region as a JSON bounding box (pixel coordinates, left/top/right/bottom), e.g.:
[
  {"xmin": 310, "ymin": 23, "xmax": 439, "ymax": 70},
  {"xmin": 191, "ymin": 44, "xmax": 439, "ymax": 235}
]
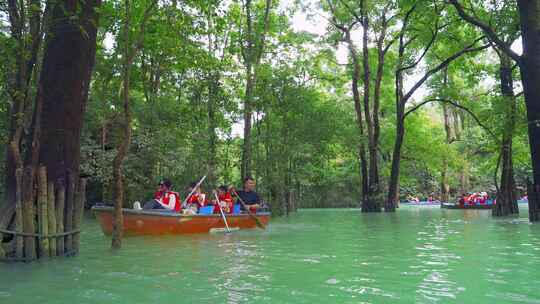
[
  {"xmin": 213, "ymin": 185, "xmax": 234, "ymax": 214},
  {"xmin": 143, "ymin": 179, "xmax": 181, "ymax": 212},
  {"xmin": 458, "ymin": 194, "xmax": 466, "ymax": 207},
  {"xmin": 234, "ymin": 177, "xmax": 263, "ymax": 212}
]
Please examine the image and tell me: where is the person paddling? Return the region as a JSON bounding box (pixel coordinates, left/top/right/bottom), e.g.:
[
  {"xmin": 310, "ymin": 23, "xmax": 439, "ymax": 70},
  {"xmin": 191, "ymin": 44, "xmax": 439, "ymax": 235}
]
[
  {"xmin": 184, "ymin": 181, "xmax": 207, "ymax": 213},
  {"xmin": 143, "ymin": 179, "xmax": 181, "ymax": 212},
  {"xmin": 234, "ymin": 177, "xmax": 263, "ymax": 213},
  {"xmin": 213, "ymin": 185, "xmax": 233, "ymax": 214}
]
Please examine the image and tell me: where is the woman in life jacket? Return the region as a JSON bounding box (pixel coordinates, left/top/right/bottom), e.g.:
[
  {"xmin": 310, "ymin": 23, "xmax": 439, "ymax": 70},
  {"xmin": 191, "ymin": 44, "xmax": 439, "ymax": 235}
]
[{"xmin": 142, "ymin": 179, "xmax": 181, "ymax": 212}]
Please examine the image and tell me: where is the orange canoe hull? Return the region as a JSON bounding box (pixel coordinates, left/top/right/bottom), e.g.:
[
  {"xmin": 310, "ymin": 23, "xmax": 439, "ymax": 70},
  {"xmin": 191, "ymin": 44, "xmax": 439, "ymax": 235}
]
[{"xmin": 92, "ymin": 206, "xmax": 270, "ymax": 236}]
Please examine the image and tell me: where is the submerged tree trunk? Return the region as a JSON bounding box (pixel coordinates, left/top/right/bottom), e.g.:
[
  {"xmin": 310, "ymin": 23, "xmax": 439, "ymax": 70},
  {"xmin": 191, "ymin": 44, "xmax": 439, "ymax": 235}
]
[
  {"xmin": 493, "ymin": 55, "xmax": 519, "ymax": 216},
  {"xmin": 360, "ymin": 2, "xmax": 381, "ymax": 212},
  {"xmin": 441, "ymin": 90, "xmax": 452, "ymax": 203},
  {"xmin": 3, "ymin": 0, "xmax": 43, "ymax": 212},
  {"xmin": 368, "ymin": 11, "xmax": 392, "ymax": 211},
  {"xmin": 516, "ymin": 1, "xmax": 540, "ymax": 221},
  {"xmin": 441, "ymin": 158, "xmax": 450, "ymax": 203},
  {"xmin": 111, "ymin": 0, "xmax": 156, "ymax": 249},
  {"xmin": 386, "ymin": 113, "xmax": 405, "ymax": 212},
  {"xmin": 344, "ymin": 32, "xmax": 370, "ymax": 210}
]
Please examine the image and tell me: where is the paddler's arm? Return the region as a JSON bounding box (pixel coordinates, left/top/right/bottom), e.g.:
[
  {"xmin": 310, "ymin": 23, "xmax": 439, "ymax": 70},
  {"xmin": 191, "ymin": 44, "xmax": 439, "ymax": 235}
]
[{"xmin": 165, "ymin": 193, "xmax": 176, "ymax": 210}]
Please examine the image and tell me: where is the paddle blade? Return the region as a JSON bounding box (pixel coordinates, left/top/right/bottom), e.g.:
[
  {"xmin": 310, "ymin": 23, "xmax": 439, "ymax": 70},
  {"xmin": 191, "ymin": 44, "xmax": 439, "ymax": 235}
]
[{"xmin": 209, "ymin": 227, "xmax": 240, "ymax": 233}]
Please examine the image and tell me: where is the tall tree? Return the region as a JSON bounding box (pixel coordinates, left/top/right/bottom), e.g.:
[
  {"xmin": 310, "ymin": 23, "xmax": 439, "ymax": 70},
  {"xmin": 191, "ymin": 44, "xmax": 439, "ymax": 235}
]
[
  {"xmin": 111, "ymin": 0, "xmax": 157, "ymax": 249},
  {"xmin": 385, "ymin": 2, "xmax": 487, "ymax": 211},
  {"xmin": 449, "ymin": 0, "xmax": 540, "ymax": 221},
  {"xmin": 240, "ymin": 0, "xmax": 272, "ymax": 180},
  {"xmin": 326, "ymin": 0, "xmax": 370, "ymax": 209}
]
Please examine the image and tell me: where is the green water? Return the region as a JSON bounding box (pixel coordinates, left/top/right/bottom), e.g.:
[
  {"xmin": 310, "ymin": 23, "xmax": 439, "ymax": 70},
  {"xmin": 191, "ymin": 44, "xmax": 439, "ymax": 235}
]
[{"xmin": 1, "ymin": 206, "xmax": 540, "ymax": 304}]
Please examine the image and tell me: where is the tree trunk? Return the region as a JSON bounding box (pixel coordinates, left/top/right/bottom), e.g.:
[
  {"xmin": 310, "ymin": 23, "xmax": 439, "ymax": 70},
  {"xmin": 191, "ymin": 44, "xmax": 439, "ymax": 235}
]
[
  {"xmin": 37, "ymin": 166, "xmax": 49, "ymax": 258},
  {"xmin": 240, "ymin": 0, "xmax": 272, "ymax": 180},
  {"xmin": 55, "ymin": 179, "xmax": 65, "ymax": 256},
  {"xmin": 111, "ymin": 2, "xmax": 133, "ymax": 249},
  {"xmin": 441, "ymin": 157, "xmax": 450, "ymax": 203},
  {"xmin": 14, "ymin": 169, "xmax": 23, "ymax": 259},
  {"xmin": 493, "ymin": 55, "xmax": 519, "ymax": 216},
  {"xmin": 37, "ymin": 0, "xmax": 101, "ymax": 183},
  {"xmin": 3, "ymin": 0, "xmax": 43, "ymax": 211},
  {"xmin": 344, "ymin": 33, "xmax": 371, "ymax": 211},
  {"xmin": 459, "ymin": 161, "xmax": 470, "ymax": 195},
  {"xmin": 360, "ymin": 3, "xmax": 382, "ymax": 211},
  {"xmin": 207, "ymin": 74, "xmax": 219, "ymax": 188},
  {"xmin": 47, "ymin": 179, "xmax": 57, "ymax": 257},
  {"xmin": 369, "ymin": 25, "xmax": 389, "ymax": 212},
  {"xmin": 241, "ymin": 65, "xmax": 254, "ymax": 180},
  {"xmin": 386, "ymin": 115, "xmax": 405, "ymax": 212},
  {"xmin": 516, "ymin": 1, "xmax": 540, "ymax": 221},
  {"xmin": 21, "ymin": 168, "xmax": 36, "ymax": 261},
  {"xmin": 441, "ymin": 98, "xmax": 452, "ymax": 203},
  {"xmin": 110, "ymin": 0, "xmax": 156, "ymax": 248},
  {"xmin": 64, "ymin": 172, "xmax": 76, "ymax": 253}
]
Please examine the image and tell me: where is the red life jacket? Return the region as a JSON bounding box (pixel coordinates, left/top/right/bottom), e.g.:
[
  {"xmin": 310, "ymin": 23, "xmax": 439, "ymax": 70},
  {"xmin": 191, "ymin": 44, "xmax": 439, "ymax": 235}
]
[
  {"xmin": 188, "ymin": 193, "xmax": 208, "ymax": 207},
  {"xmin": 213, "ymin": 193, "xmax": 233, "ymax": 214},
  {"xmin": 162, "ymin": 191, "xmax": 181, "ymax": 212}
]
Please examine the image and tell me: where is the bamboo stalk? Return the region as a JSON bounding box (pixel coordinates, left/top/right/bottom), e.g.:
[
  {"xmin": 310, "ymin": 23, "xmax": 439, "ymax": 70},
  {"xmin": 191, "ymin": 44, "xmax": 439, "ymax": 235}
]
[
  {"xmin": 37, "ymin": 166, "xmax": 49, "ymax": 258},
  {"xmin": 64, "ymin": 172, "xmax": 76, "ymax": 254},
  {"xmin": 72, "ymin": 178, "xmax": 86, "ymax": 254},
  {"xmin": 55, "ymin": 179, "xmax": 65, "ymax": 256},
  {"xmin": 47, "ymin": 179, "xmax": 57, "ymax": 257},
  {"xmin": 22, "ymin": 167, "xmax": 36, "ymax": 261},
  {"xmin": 14, "ymin": 168, "xmax": 23, "ymax": 259}
]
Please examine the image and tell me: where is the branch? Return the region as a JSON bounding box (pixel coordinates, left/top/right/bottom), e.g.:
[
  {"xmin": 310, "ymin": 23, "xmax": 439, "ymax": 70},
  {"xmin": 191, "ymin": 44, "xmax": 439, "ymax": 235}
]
[
  {"xmin": 448, "ymin": 0, "xmax": 521, "ymax": 63},
  {"xmin": 255, "ymin": 0, "xmax": 272, "ymax": 65},
  {"xmin": 399, "ymin": 23, "xmax": 449, "ymax": 72},
  {"xmin": 404, "ymin": 97, "xmax": 498, "ymax": 140},
  {"xmin": 401, "ymin": 37, "xmax": 488, "ymax": 103},
  {"xmin": 132, "ymin": 0, "xmax": 158, "ymax": 57},
  {"xmin": 338, "ymin": 0, "xmax": 362, "ymax": 24}
]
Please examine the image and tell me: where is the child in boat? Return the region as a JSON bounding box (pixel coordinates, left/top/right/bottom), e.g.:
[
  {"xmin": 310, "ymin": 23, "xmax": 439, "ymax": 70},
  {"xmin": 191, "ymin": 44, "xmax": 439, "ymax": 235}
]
[
  {"xmin": 184, "ymin": 182, "xmax": 208, "ymax": 214},
  {"xmin": 213, "ymin": 185, "xmax": 233, "ymax": 214}
]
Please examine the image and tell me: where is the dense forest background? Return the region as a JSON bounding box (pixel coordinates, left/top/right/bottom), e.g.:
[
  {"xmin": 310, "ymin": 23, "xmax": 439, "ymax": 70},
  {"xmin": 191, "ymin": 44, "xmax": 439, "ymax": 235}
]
[{"xmin": 0, "ymin": 0, "xmax": 534, "ymax": 216}]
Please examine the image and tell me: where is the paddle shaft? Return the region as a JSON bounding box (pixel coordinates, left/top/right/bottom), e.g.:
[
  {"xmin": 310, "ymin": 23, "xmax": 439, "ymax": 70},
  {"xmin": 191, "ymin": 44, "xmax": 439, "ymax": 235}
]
[
  {"xmin": 181, "ymin": 175, "xmax": 207, "ymax": 208},
  {"xmin": 231, "ymin": 190, "xmax": 266, "ymax": 229},
  {"xmin": 214, "ymin": 192, "xmax": 231, "ymax": 233}
]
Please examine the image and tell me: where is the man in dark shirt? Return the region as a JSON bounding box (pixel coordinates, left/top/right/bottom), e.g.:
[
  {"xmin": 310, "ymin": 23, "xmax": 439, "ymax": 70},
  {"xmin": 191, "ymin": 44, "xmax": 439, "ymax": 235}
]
[{"xmin": 235, "ymin": 177, "xmax": 262, "ymax": 212}]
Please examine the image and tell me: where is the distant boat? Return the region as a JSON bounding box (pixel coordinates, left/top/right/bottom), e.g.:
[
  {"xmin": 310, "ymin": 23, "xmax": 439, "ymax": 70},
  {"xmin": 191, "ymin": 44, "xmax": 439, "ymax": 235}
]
[
  {"xmin": 402, "ymin": 200, "xmax": 440, "ymax": 206},
  {"xmin": 92, "ymin": 206, "xmax": 270, "ymax": 236},
  {"xmin": 441, "ymin": 203, "xmax": 492, "ymax": 210}
]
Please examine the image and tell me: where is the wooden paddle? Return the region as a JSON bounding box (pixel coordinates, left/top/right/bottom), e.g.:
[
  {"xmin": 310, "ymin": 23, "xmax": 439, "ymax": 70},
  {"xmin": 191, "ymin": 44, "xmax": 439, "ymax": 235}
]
[
  {"xmin": 214, "ymin": 191, "xmax": 231, "ymax": 233},
  {"xmin": 231, "ymin": 190, "xmax": 266, "ymax": 229}
]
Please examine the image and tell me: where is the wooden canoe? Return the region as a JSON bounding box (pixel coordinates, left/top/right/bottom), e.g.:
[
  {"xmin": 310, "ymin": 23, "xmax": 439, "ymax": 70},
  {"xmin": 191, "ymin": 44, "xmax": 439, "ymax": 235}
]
[
  {"xmin": 92, "ymin": 206, "xmax": 270, "ymax": 236},
  {"xmin": 441, "ymin": 203, "xmax": 493, "ymax": 210}
]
